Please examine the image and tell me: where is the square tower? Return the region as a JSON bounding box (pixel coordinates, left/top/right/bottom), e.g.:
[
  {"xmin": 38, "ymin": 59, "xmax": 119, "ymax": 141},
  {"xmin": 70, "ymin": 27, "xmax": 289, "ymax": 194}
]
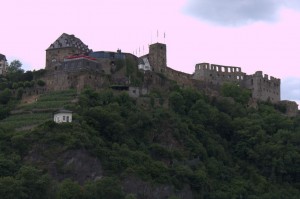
[
  {"xmin": 45, "ymin": 33, "xmax": 90, "ymax": 70},
  {"xmin": 148, "ymin": 43, "xmax": 167, "ymax": 73}
]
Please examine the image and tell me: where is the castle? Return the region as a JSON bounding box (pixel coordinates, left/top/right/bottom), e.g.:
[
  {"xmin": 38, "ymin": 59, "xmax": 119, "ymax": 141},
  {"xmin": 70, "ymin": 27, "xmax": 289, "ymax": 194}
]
[
  {"xmin": 44, "ymin": 33, "xmax": 283, "ymax": 104},
  {"xmin": 137, "ymin": 42, "xmax": 281, "ymax": 103}
]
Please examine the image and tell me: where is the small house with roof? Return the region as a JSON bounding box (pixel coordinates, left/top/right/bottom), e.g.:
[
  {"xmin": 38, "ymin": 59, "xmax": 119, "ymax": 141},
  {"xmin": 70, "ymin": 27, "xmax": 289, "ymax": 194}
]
[{"xmin": 53, "ymin": 109, "xmax": 72, "ymax": 123}]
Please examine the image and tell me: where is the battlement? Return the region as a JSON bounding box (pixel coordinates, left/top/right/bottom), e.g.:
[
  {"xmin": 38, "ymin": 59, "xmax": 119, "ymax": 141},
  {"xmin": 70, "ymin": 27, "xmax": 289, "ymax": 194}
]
[
  {"xmin": 251, "ymin": 71, "xmax": 281, "ymax": 84},
  {"xmin": 195, "ymin": 63, "xmax": 242, "ymax": 73},
  {"xmin": 44, "ymin": 33, "xmax": 283, "ymax": 104},
  {"xmin": 243, "ymin": 71, "xmax": 280, "ymax": 103},
  {"xmin": 193, "ymin": 63, "xmax": 246, "ymax": 84}
]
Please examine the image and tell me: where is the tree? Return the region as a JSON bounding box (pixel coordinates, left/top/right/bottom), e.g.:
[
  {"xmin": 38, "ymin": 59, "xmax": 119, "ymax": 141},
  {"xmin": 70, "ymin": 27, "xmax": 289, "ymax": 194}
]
[
  {"xmin": 57, "ymin": 179, "xmax": 83, "ymax": 199},
  {"xmin": 16, "ymin": 166, "xmax": 52, "ymax": 199},
  {"xmin": 0, "ymin": 88, "xmax": 12, "ymax": 104},
  {"xmin": 7, "ymin": 60, "xmax": 24, "ymax": 74},
  {"xmin": 221, "ymin": 83, "xmax": 251, "ymax": 105},
  {"xmin": 37, "ymin": 79, "xmax": 46, "ymax": 87},
  {"xmin": 0, "ymin": 176, "xmax": 24, "ymax": 199}
]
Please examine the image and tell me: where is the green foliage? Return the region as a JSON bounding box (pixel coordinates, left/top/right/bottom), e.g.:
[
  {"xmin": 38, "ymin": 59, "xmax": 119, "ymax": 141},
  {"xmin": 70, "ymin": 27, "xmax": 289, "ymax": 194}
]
[
  {"xmin": 0, "ymin": 88, "xmax": 12, "ymax": 104},
  {"xmin": 57, "ymin": 179, "xmax": 83, "ymax": 199},
  {"xmin": 0, "ymin": 87, "xmax": 299, "ymax": 198},
  {"xmin": 16, "ymin": 166, "xmax": 52, "ymax": 199},
  {"xmin": 0, "ymin": 176, "xmax": 24, "ymax": 199},
  {"xmin": 37, "ymin": 79, "xmax": 46, "ymax": 87},
  {"xmin": 16, "ymin": 87, "xmax": 24, "ymax": 100},
  {"xmin": 7, "ymin": 60, "xmax": 24, "ymax": 74},
  {"xmin": 221, "ymin": 82, "xmax": 251, "ymax": 105},
  {"xmin": 83, "ymin": 177, "xmax": 125, "ymax": 199}
]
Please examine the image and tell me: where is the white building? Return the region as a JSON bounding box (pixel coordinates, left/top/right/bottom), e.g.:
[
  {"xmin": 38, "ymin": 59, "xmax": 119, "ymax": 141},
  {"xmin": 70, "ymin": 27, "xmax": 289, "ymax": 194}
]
[
  {"xmin": 138, "ymin": 56, "xmax": 151, "ymax": 71},
  {"xmin": 53, "ymin": 109, "xmax": 72, "ymax": 123}
]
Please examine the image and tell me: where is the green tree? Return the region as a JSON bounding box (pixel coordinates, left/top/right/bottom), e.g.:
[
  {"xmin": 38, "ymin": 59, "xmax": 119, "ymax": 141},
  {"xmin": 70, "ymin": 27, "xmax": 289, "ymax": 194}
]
[
  {"xmin": 83, "ymin": 177, "xmax": 125, "ymax": 199},
  {"xmin": 57, "ymin": 179, "xmax": 83, "ymax": 199},
  {"xmin": 0, "ymin": 88, "xmax": 12, "ymax": 104},
  {"xmin": 16, "ymin": 166, "xmax": 52, "ymax": 199},
  {"xmin": 7, "ymin": 60, "xmax": 24, "ymax": 74},
  {"xmin": 221, "ymin": 83, "xmax": 251, "ymax": 105},
  {"xmin": 169, "ymin": 91, "xmax": 185, "ymax": 114},
  {"xmin": 0, "ymin": 176, "xmax": 24, "ymax": 199},
  {"xmin": 37, "ymin": 79, "xmax": 46, "ymax": 87}
]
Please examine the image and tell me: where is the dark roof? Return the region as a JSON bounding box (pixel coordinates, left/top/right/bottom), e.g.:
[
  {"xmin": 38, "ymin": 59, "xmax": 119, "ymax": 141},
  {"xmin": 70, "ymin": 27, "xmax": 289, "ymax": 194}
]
[
  {"xmin": 54, "ymin": 109, "xmax": 73, "ymax": 114},
  {"xmin": 47, "ymin": 33, "xmax": 90, "ymax": 52},
  {"xmin": 0, "ymin": 54, "xmax": 7, "ymax": 61}
]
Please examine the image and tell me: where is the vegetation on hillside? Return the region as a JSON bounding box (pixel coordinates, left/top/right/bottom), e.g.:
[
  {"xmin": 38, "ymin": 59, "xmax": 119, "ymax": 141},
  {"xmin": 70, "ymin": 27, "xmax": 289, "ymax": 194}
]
[{"xmin": 0, "ymin": 82, "xmax": 299, "ymax": 198}]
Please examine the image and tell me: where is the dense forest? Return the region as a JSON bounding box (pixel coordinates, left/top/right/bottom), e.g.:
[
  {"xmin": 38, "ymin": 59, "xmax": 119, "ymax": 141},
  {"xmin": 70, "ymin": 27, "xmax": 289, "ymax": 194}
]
[{"xmin": 0, "ymin": 62, "xmax": 299, "ymax": 198}]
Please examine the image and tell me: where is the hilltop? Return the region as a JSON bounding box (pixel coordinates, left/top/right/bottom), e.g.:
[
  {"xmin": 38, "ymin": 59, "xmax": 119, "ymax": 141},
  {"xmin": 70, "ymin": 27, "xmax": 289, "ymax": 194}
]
[
  {"xmin": 0, "ymin": 81, "xmax": 300, "ymax": 198},
  {"xmin": 0, "ymin": 33, "xmax": 299, "ymax": 198}
]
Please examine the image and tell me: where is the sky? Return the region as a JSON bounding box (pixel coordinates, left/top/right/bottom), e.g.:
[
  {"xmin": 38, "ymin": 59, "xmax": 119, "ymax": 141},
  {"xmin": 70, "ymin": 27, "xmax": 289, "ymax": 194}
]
[{"xmin": 1, "ymin": 0, "xmax": 300, "ymax": 105}]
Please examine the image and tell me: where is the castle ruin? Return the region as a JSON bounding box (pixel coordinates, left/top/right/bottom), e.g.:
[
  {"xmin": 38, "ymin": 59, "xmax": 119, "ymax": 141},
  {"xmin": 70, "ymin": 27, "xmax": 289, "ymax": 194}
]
[
  {"xmin": 0, "ymin": 53, "xmax": 8, "ymax": 75},
  {"xmin": 44, "ymin": 33, "xmax": 282, "ymax": 104},
  {"xmin": 139, "ymin": 42, "xmax": 281, "ymax": 103}
]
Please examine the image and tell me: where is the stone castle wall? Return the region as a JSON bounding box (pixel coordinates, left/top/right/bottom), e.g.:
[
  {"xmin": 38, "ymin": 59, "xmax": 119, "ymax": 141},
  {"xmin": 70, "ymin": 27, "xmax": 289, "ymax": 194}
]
[
  {"xmin": 42, "ymin": 69, "xmax": 109, "ymax": 92},
  {"xmin": 243, "ymin": 71, "xmax": 280, "ymax": 103},
  {"xmin": 193, "ymin": 63, "xmax": 246, "ymax": 85},
  {"xmin": 44, "ymin": 34, "xmax": 285, "ymax": 105},
  {"xmin": 165, "ymin": 67, "xmax": 193, "ymax": 87}
]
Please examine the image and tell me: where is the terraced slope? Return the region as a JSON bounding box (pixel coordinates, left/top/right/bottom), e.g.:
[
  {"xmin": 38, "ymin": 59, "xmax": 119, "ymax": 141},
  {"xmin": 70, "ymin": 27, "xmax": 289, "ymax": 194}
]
[{"xmin": 0, "ymin": 89, "xmax": 77, "ymax": 130}]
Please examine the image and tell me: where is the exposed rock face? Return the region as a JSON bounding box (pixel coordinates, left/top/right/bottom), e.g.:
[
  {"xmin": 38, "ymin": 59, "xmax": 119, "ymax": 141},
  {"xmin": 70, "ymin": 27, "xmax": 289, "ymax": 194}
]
[{"xmin": 25, "ymin": 149, "xmax": 103, "ymax": 184}]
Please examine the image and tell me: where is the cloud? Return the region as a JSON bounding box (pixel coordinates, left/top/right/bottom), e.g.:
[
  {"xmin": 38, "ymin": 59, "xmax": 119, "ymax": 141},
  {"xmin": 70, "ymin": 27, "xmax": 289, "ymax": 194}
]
[
  {"xmin": 281, "ymin": 77, "xmax": 300, "ymax": 104},
  {"xmin": 184, "ymin": 0, "xmax": 300, "ymax": 26}
]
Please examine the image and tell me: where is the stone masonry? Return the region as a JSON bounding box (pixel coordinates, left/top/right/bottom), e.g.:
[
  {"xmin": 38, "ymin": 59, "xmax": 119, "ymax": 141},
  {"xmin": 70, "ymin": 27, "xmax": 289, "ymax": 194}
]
[
  {"xmin": 144, "ymin": 42, "xmax": 281, "ymax": 103},
  {"xmin": 44, "ymin": 33, "xmax": 285, "ymax": 105}
]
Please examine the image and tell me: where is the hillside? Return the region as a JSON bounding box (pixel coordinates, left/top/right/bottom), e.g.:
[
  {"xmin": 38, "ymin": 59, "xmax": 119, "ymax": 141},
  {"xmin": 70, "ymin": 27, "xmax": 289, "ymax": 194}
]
[{"xmin": 0, "ymin": 83, "xmax": 299, "ymax": 199}]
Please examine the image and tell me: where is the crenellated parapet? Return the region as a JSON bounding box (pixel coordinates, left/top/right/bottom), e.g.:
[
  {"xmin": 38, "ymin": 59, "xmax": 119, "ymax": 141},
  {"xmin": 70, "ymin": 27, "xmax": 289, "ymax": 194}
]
[
  {"xmin": 243, "ymin": 71, "xmax": 280, "ymax": 103},
  {"xmin": 44, "ymin": 33, "xmax": 284, "ymax": 105},
  {"xmin": 192, "ymin": 63, "xmax": 280, "ymax": 102},
  {"xmin": 193, "ymin": 63, "xmax": 246, "ymax": 85}
]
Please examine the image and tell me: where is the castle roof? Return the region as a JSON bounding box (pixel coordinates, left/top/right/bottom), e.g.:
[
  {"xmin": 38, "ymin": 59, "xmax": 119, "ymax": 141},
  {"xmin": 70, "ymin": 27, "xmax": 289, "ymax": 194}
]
[
  {"xmin": 54, "ymin": 109, "xmax": 73, "ymax": 114},
  {"xmin": 0, "ymin": 54, "xmax": 7, "ymax": 61},
  {"xmin": 46, "ymin": 33, "xmax": 90, "ymax": 52}
]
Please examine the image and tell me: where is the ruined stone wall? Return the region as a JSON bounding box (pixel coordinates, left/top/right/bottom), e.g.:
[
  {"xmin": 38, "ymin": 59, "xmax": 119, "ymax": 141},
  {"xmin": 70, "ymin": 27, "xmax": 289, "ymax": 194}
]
[
  {"xmin": 42, "ymin": 69, "xmax": 109, "ymax": 92},
  {"xmin": 243, "ymin": 71, "xmax": 280, "ymax": 103},
  {"xmin": 0, "ymin": 59, "xmax": 8, "ymax": 75},
  {"xmin": 279, "ymin": 100, "xmax": 299, "ymax": 117},
  {"xmin": 165, "ymin": 67, "xmax": 193, "ymax": 87},
  {"xmin": 128, "ymin": 86, "xmax": 149, "ymax": 98},
  {"xmin": 192, "ymin": 63, "xmax": 246, "ymax": 85}
]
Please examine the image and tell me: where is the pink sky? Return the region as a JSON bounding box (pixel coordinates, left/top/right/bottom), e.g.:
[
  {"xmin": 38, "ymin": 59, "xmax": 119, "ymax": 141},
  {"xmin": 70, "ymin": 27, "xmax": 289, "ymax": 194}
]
[{"xmin": 1, "ymin": 0, "xmax": 300, "ymax": 104}]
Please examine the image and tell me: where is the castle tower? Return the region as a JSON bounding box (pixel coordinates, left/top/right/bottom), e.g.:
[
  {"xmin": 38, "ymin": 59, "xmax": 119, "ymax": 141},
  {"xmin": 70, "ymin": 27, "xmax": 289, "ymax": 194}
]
[
  {"xmin": 148, "ymin": 43, "xmax": 167, "ymax": 73},
  {"xmin": 45, "ymin": 33, "xmax": 90, "ymax": 70},
  {"xmin": 243, "ymin": 71, "xmax": 280, "ymax": 103}
]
